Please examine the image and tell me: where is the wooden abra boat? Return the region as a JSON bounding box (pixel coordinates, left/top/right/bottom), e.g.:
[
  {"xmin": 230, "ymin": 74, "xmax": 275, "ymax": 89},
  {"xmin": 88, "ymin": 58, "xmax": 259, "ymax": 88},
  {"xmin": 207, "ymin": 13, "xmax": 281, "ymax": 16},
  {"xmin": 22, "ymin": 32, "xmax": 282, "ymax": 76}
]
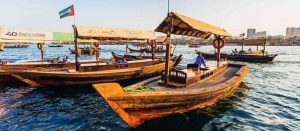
[
  {"xmin": 93, "ymin": 12, "xmax": 249, "ymax": 127},
  {"xmin": 69, "ymin": 47, "xmax": 98, "ymax": 55},
  {"xmin": 188, "ymin": 42, "xmax": 201, "ymax": 48},
  {"xmin": 0, "ymin": 43, "xmax": 4, "ymax": 51},
  {"xmin": 8, "ymin": 59, "xmax": 180, "ymax": 87},
  {"xmin": 94, "ymin": 63, "xmax": 249, "ymax": 127},
  {"xmin": 111, "ymin": 52, "xmax": 182, "ymax": 67},
  {"xmin": 202, "ymin": 52, "xmax": 278, "ymax": 62},
  {"xmin": 48, "ymin": 43, "xmax": 63, "ymax": 47},
  {"xmin": 5, "ymin": 25, "xmax": 182, "ymax": 87},
  {"xmin": 4, "ymin": 44, "xmax": 30, "ymax": 48},
  {"xmin": 201, "ymin": 38, "xmax": 278, "ymax": 62},
  {"xmin": 128, "ymin": 47, "xmax": 166, "ymax": 53}
]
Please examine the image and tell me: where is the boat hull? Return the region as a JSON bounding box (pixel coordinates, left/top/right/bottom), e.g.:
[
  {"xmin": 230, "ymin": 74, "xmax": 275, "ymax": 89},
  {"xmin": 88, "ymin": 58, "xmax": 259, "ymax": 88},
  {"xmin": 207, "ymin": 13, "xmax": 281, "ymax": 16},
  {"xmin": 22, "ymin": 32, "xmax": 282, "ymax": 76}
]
[
  {"xmin": 93, "ymin": 63, "xmax": 249, "ymax": 127},
  {"xmin": 202, "ymin": 52, "xmax": 277, "ymax": 62},
  {"xmin": 10, "ymin": 60, "xmax": 176, "ymax": 87},
  {"xmin": 128, "ymin": 48, "xmax": 165, "ymax": 53}
]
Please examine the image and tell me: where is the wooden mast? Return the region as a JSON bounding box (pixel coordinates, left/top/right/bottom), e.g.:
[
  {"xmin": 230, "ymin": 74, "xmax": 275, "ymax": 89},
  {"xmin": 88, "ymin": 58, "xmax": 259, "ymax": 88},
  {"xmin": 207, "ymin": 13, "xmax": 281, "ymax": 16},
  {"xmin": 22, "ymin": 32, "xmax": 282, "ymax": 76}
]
[
  {"xmin": 216, "ymin": 35, "xmax": 221, "ymax": 67},
  {"xmin": 73, "ymin": 25, "xmax": 79, "ymax": 71},
  {"xmin": 37, "ymin": 43, "xmax": 44, "ymax": 63},
  {"xmin": 164, "ymin": 12, "xmax": 172, "ymax": 85},
  {"xmin": 151, "ymin": 40, "xmax": 155, "ymax": 59},
  {"xmin": 263, "ymin": 38, "xmax": 266, "ymax": 55}
]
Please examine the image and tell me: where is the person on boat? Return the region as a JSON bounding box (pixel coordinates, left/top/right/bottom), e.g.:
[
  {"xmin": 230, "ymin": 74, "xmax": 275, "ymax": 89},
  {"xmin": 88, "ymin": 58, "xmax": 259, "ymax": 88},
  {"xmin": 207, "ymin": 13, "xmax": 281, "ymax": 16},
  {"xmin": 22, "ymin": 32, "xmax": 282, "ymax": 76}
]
[
  {"xmin": 125, "ymin": 48, "xmax": 131, "ymax": 55},
  {"xmin": 139, "ymin": 51, "xmax": 146, "ymax": 59},
  {"xmin": 63, "ymin": 56, "xmax": 70, "ymax": 63},
  {"xmin": 188, "ymin": 51, "xmax": 207, "ymax": 68},
  {"xmin": 248, "ymin": 48, "xmax": 252, "ymax": 52},
  {"xmin": 117, "ymin": 57, "xmax": 127, "ymax": 64},
  {"xmin": 232, "ymin": 48, "xmax": 238, "ymax": 55}
]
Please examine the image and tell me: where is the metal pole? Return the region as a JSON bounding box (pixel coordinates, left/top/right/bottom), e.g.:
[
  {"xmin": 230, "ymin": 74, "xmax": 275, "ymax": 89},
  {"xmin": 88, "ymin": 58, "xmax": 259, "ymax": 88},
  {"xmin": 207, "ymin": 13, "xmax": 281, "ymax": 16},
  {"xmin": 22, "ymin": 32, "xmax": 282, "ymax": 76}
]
[
  {"xmin": 168, "ymin": 0, "xmax": 170, "ymax": 13},
  {"xmin": 73, "ymin": 25, "xmax": 79, "ymax": 71}
]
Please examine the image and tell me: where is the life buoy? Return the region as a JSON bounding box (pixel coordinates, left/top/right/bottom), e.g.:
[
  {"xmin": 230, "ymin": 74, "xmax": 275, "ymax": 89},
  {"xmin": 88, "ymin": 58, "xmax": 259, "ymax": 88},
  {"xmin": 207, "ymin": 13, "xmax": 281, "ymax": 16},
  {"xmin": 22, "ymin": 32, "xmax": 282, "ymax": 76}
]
[{"xmin": 212, "ymin": 38, "xmax": 225, "ymax": 49}]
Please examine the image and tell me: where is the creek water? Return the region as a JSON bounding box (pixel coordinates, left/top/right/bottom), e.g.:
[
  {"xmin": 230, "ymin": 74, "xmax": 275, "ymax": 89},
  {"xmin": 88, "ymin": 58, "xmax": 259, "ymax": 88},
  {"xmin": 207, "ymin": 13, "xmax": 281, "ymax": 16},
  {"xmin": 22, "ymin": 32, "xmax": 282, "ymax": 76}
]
[{"xmin": 0, "ymin": 45, "xmax": 299, "ymax": 130}]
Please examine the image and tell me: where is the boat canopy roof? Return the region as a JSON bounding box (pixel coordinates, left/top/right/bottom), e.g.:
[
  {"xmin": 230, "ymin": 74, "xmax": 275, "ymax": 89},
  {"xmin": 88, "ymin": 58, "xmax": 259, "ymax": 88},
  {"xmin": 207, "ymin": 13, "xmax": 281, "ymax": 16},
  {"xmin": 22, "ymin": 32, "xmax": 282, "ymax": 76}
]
[
  {"xmin": 155, "ymin": 12, "xmax": 231, "ymax": 39},
  {"xmin": 76, "ymin": 26, "xmax": 157, "ymax": 41},
  {"xmin": 226, "ymin": 38, "xmax": 267, "ymax": 45}
]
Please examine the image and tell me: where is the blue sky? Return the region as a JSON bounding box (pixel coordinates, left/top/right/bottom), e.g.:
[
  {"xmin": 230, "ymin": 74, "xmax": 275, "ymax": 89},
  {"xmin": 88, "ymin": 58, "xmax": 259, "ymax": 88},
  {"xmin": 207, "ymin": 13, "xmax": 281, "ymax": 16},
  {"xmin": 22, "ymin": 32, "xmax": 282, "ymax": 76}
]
[{"xmin": 0, "ymin": 0, "xmax": 299, "ymax": 36}]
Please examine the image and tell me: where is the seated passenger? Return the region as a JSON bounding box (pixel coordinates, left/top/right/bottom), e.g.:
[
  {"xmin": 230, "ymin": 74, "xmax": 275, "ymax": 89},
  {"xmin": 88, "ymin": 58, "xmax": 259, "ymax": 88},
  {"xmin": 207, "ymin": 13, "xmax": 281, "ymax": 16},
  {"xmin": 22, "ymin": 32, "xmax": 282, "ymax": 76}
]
[
  {"xmin": 248, "ymin": 48, "xmax": 252, "ymax": 52},
  {"xmin": 63, "ymin": 56, "xmax": 70, "ymax": 63},
  {"xmin": 139, "ymin": 51, "xmax": 147, "ymax": 59},
  {"xmin": 188, "ymin": 51, "xmax": 207, "ymax": 68}
]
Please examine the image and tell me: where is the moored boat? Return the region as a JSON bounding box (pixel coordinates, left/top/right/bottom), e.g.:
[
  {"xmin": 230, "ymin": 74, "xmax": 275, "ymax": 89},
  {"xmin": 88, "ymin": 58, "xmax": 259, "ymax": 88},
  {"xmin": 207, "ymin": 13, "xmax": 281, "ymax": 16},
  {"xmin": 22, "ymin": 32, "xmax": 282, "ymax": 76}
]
[
  {"xmin": 8, "ymin": 59, "xmax": 180, "ymax": 87},
  {"xmin": 202, "ymin": 52, "xmax": 278, "ymax": 62},
  {"xmin": 69, "ymin": 47, "xmax": 98, "ymax": 55},
  {"xmin": 94, "ymin": 62, "xmax": 249, "ymax": 127},
  {"xmin": 5, "ymin": 25, "xmax": 181, "ymax": 87},
  {"xmin": 188, "ymin": 42, "xmax": 201, "ymax": 48},
  {"xmin": 128, "ymin": 47, "xmax": 166, "ymax": 53},
  {"xmin": 48, "ymin": 43, "xmax": 63, "ymax": 47},
  {"xmin": 92, "ymin": 11, "xmax": 249, "ymax": 127},
  {"xmin": 111, "ymin": 52, "xmax": 182, "ymax": 67},
  {"xmin": 0, "ymin": 43, "xmax": 4, "ymax": 51},
  {"xmin": 202, "ymin": 38, "xmax": 278, "ymax": 62},
  {"xmin": 4, "ymin": 44, "xmax": 30, "ymax": 48}
]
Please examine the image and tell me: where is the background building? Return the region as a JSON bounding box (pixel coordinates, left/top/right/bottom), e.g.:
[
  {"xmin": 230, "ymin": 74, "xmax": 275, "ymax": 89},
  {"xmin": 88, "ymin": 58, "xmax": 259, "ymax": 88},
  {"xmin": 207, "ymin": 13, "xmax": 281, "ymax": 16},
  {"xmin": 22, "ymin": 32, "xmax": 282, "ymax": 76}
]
[
  {"xmin": 247, "ymin": 28, "xmax": 256, "ymax": 38},
  {"xmin": 286, "ymin": 27, "xmax": 300, "ymax": 38},
  {"xmin": 250, "ymin": 31, "xmax": 267, "ymax": 39}
]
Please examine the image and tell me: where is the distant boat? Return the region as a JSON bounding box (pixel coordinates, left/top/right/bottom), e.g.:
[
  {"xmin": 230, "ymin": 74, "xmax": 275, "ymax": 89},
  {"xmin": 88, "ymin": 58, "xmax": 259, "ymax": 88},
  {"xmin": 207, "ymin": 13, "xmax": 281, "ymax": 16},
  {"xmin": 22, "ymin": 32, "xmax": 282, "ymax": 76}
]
[
  {"xmin": 69, "ymin": 47, "xmax": 99, "ymax": 55},
  {"xmin": 202, "ymin": 51, "xmax": 278, "ymax": 62},
  {"xmin": 128, "ymin": 47, "xmax": 166, "ymax": 53},
  {"xmin": 188, "ymin": 42, "xmax": 201, "ymax": 48},
  {"xmin": 111, "ymin": 52, "xmax": 182, "ymax": 66},
  {"xmin": 0, "ymin": 44, "xmax": 4, "ymax": 51},
  {"xmin": 202, "ymin": 38, "xmax": 278, "ymax": 62},
  {"xmin": 4, "ymin": 44, "xmax": 30, "ymax": 48},
  {"xmin": 48, "ymin": 43, "xmax": 63, "ymax": 47}
]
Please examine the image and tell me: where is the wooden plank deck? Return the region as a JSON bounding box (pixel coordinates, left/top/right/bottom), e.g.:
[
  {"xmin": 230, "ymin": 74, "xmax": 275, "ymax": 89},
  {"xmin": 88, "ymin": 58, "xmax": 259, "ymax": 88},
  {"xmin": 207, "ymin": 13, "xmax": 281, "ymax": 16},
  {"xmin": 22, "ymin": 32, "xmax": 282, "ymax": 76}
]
[{"xmin": 144, "ymin": 63, "xmax": 239, "ymax": 91}]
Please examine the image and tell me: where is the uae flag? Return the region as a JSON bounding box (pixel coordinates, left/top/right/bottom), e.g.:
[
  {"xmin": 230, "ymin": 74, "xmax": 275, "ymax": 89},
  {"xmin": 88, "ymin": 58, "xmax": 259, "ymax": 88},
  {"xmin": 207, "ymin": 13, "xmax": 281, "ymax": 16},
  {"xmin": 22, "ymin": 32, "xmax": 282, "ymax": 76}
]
[{"xmin": 59, "ymin": 5, "xmax": 75, "ymax": 19}]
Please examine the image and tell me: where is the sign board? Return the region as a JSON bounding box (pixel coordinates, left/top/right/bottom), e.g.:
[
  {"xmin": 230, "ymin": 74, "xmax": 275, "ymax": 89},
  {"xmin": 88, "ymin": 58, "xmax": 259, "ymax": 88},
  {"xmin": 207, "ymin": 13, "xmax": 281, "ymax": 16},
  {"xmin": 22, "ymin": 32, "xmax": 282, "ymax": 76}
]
[{"xmin": 0, "ymin": 28, "xmax": 53, "ymax": 43}]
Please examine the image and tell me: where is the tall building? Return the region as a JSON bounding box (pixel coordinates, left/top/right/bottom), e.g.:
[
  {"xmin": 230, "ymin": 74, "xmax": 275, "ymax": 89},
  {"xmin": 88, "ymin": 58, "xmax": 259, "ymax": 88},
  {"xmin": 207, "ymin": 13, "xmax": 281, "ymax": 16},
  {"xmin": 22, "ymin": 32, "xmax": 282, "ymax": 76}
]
[
  {"xmin": 250, "ymin": 31, "xmax": 267, "ymax": 39},
  {"xmin": 247, "ymin": 28, "xmax": 256, "ymax": 38},
  {"xmin": 286, "ymin": 27, "xmax": 300, "ymax": 38}
]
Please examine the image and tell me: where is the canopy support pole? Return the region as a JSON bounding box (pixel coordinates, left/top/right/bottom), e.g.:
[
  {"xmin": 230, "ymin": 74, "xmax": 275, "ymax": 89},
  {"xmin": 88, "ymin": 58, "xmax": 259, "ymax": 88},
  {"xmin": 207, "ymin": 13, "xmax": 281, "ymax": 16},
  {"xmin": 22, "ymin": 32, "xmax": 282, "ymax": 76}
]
[
  {"xmin": 151, "ymin": 40, "xmax": 155, "ymax": 59},
  {"xmin": 263, "ymin": 38, "xmax": 266, "ymax": 56},
  {"xmin": 216, "ymin": 35, "xmax": 221, "ymax": 67},
  {"xmin": 37, "ymin": 43, "xmax": 44, "ymax": 63},
  {"xmin": 164, "ymin": 12, "xmax": 173, "ymax": 85},
  {"xmin": 73, "ymin": 25, "xmax": 79, "ymax": 71},
  {"xmin": 94, "ymin": 41, "xmax": 100, "ymax": 62},
  {"xmin": 242, "ymin": 38, "xmax": 244, "ymax": 51},
  {"xmin": 125, "ymin": 43, "xmax": 129, "ymax": 55}
]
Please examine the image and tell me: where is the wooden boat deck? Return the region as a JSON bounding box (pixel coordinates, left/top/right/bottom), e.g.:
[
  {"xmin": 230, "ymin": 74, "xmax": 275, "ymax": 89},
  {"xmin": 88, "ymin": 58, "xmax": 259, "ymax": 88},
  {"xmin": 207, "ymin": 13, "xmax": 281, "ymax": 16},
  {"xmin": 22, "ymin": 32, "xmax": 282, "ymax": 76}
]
[{"xmin": 146, "ymin": 65, "xmax": 239, "ymax": 91}]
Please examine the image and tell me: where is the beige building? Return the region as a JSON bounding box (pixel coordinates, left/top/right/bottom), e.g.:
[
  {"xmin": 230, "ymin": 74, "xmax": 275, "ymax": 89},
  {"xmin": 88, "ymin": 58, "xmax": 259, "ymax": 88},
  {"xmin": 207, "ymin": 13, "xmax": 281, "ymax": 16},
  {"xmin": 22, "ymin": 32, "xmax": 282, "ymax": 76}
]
[{"xmin": 286, "ymin": 27, "xmax": 300, "ymax": 38}]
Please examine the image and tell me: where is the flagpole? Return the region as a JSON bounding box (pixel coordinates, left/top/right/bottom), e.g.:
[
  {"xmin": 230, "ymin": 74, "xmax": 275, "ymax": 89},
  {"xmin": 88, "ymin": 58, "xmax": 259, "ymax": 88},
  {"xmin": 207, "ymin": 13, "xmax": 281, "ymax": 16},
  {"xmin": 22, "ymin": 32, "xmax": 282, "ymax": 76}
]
[{"xmin": 72, "ymin": 5, "xmax": 79, "ymax": 71}]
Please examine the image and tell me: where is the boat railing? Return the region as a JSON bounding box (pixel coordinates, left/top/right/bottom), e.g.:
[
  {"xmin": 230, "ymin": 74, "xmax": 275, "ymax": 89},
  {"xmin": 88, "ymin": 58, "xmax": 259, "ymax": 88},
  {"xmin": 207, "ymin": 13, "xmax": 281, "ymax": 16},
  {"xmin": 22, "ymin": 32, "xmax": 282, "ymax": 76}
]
[{"xmin": 161, "ymin": 68, "xmax": 187, "ymax": 84}]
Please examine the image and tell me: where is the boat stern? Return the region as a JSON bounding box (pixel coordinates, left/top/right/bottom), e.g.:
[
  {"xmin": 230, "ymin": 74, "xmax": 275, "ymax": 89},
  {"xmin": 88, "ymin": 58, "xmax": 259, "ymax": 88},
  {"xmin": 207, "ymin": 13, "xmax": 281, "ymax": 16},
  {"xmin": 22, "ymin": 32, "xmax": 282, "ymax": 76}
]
[{"xmin": 93, "ymin": 83, "xmax": 143, "ymax": 127}]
